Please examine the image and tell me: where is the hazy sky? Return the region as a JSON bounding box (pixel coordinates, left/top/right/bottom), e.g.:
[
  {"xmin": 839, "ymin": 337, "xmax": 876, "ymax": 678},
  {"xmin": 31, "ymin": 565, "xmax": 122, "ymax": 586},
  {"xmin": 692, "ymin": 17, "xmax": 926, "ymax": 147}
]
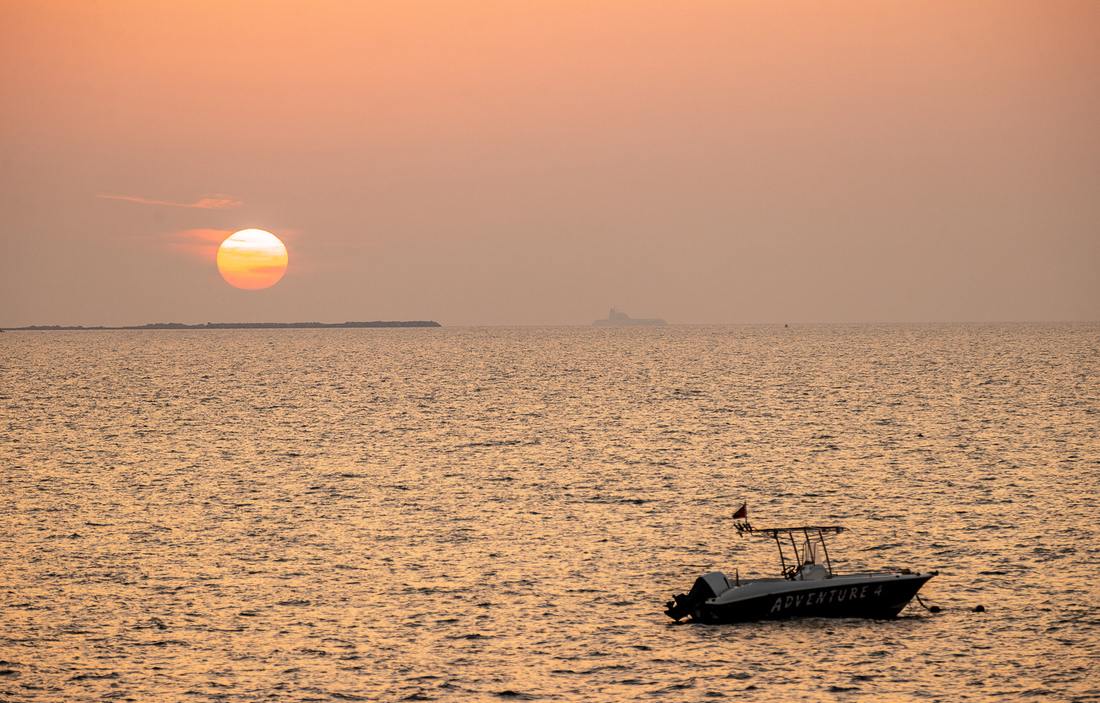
[{"xmin": 2, "ymin": 1, "xmax": 1098, "ymax": 326}]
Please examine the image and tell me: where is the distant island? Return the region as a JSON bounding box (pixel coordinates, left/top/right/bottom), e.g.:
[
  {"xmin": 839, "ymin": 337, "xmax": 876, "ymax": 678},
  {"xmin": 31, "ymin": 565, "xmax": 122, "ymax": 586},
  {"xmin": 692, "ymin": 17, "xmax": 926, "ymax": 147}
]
[
  {"xmin": 3, "ymin": 321, "xmax": 441, "ymax": 331},
  {"xmin": 593, "ymin": 307, "xmax": 667, "ymax": 327}
]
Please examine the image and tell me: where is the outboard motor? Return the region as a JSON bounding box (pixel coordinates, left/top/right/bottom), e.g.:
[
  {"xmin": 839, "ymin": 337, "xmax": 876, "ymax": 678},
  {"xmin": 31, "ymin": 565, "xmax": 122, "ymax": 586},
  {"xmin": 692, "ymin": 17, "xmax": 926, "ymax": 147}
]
[{"xmin": 664, "ymin": 572, "xmax": 729, "ymax": 622}]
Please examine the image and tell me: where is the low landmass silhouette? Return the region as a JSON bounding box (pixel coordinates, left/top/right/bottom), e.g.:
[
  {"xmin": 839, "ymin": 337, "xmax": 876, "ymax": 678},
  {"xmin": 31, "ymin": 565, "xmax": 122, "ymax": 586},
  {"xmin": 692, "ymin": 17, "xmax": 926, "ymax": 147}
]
[
  {"xmin": 592, "ymin": 307, "xmax": 666, "ymax": 326},
  {"xmin": 4, "ymin": 321, "xmax": 441, "ymax": 331}
]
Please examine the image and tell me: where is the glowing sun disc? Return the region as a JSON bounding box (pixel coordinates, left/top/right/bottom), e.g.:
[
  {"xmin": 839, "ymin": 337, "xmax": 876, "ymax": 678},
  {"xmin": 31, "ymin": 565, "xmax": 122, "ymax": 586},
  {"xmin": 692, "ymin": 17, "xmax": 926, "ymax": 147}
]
[{"xmin": 216, "ymin": 229, "xmax": 288, "ymax": 290}]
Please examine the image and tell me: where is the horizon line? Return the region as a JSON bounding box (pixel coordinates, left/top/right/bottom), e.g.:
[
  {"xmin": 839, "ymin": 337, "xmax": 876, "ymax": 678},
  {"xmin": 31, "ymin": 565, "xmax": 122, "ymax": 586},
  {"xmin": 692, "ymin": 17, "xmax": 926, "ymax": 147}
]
[{"xmin": 4, "ymin": 319, "xmax": 1098, "ymax": 331}]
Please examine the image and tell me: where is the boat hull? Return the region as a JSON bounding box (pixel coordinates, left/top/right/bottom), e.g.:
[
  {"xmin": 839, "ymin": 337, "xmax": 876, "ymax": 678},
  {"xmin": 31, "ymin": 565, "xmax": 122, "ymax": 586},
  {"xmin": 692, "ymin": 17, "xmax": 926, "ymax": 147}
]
[{"xmin": 689, "ymin": 574, "xmax": 933, "ymax": 624}]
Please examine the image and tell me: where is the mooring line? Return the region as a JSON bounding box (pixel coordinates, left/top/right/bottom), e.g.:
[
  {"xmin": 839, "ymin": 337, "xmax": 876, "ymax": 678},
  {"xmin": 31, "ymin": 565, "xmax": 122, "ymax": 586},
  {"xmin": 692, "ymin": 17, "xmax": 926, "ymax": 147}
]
[{"xmin": 915, "ymin": 593, "xmax": 942, "ymax": 613}]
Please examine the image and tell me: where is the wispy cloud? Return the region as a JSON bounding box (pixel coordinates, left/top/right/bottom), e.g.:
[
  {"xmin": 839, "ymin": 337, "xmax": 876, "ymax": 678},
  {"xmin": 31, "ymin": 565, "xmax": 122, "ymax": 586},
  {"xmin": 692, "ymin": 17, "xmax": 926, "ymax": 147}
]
[
  {"xmin": 168, "ymin": 228, "xmax": 232, "ymax": 260},
  {"xmin": 163, "ymin": 227, "xmax": 299, "ymax": 265},
  {"xmin": 98, "ymin": 193, "xmax": 242, "ymax": 210}
]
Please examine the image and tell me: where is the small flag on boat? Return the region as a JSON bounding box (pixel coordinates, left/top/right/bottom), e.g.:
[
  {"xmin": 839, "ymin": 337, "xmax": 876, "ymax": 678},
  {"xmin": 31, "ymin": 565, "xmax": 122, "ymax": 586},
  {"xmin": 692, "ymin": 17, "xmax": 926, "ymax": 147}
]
[{"xmin": 733, "ymin": 502, "xmax": 748, "ymax": 520}]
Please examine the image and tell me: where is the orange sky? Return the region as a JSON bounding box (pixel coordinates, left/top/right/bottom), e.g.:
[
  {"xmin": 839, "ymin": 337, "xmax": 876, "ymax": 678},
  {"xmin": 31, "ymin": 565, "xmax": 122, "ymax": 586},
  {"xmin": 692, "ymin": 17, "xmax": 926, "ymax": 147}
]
[{"xmin": 1, "ymin": 1, "xmax": 1098, "ymax": 324}]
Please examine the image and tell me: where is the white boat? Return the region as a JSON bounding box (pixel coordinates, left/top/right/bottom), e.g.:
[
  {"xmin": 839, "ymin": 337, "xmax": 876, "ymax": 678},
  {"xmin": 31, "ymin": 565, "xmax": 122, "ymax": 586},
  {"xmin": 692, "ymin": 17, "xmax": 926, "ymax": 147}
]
[{"xmin": 665, "ymin": 522, "xmax": 936, "ymax": 623}]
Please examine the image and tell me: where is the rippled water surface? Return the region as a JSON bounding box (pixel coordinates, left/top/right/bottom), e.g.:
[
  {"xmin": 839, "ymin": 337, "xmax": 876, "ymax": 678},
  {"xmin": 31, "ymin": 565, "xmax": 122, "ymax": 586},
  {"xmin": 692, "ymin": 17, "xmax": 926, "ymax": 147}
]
[{"xmin": 2, "ymin": 325, "xmax": 1098, "ymax": 702}]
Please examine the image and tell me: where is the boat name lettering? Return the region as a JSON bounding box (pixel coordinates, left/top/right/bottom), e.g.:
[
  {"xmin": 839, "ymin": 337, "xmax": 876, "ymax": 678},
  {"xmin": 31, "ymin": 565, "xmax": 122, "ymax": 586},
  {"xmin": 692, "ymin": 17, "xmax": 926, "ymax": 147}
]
[{"xmin": 769, "ymin": 584, "xmax": 885, "ymax": 614}]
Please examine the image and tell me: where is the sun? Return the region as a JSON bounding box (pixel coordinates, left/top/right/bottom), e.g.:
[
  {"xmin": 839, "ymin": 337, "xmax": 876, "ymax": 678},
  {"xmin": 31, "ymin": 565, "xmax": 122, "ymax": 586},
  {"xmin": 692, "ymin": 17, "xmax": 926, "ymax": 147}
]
[{"xmin": 216, "ymin": 229, "xmax": 288, "ymax": 290}]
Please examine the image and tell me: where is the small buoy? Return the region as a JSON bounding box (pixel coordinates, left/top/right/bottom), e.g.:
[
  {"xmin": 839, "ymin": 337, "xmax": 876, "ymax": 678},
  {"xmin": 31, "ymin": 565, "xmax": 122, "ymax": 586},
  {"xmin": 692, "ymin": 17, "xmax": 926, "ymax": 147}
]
[
  {"xmin": 929, "ymin": 605, "xmax": 942, "ymax": 613},
  {"xmin": 973, "ymin": 604, "xmax": 986, "ymax": 613}
]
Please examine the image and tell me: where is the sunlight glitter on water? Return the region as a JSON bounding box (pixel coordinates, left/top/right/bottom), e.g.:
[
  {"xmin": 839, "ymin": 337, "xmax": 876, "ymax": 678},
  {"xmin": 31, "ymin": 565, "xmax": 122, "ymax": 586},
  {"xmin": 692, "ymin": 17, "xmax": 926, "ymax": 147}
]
[{"xmin": 1, "ymin": 325, "xmax": 1097, "ymax": 701}]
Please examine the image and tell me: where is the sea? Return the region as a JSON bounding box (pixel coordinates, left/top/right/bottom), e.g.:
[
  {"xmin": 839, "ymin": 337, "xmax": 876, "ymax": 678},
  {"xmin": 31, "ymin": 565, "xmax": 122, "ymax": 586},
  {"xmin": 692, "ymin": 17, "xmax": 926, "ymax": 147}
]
[{"xmin": 1, "ymin": 324, "xmax": 1097, "ymax": 702}]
